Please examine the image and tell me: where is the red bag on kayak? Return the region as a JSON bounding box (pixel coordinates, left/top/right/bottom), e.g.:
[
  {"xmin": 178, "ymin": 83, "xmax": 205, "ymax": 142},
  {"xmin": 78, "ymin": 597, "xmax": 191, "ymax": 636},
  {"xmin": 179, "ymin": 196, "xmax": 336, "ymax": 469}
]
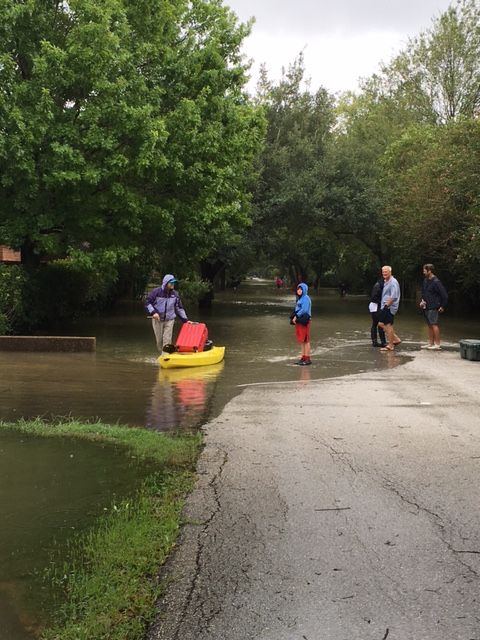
[{"xmin": 176, "ymin": 322, "xmax": 208, "ymax": 352}]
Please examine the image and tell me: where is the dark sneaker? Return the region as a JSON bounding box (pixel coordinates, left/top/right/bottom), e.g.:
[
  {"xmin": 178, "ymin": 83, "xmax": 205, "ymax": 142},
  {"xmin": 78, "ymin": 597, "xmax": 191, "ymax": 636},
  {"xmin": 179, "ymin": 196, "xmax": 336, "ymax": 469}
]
[{"xmin": 299, "ymin": 359, "xmax": 312, "ymax": 366}]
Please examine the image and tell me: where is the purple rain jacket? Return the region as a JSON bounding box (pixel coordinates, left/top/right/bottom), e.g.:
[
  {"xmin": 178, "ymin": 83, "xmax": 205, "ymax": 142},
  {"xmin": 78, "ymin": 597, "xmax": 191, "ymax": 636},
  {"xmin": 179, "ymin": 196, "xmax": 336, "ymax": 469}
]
[{"xmin": 144, "ymin": 273, "xmax": 188, "ymax": 322}]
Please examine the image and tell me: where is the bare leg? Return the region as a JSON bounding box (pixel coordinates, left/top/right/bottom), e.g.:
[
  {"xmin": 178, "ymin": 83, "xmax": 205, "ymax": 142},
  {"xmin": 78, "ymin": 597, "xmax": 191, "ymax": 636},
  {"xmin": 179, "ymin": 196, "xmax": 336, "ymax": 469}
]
[
  {"xmin": 427, "ymin": 326, "xmax": 434, "ymax": 346},
  {"xmin": 380, "ymin": 323, "xmax": 396, "ymax": 349},
  {"xmin": 431, "ymin": 324, "xmax": 441, "ymax": 346}
]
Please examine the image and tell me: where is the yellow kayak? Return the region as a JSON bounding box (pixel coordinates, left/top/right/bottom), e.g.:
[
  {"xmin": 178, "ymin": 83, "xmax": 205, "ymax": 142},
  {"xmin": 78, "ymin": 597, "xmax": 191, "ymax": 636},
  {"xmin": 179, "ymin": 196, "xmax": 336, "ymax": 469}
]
[{"xmin": 158, "ymin": 346, "xmax": 225, "ymax": 369}]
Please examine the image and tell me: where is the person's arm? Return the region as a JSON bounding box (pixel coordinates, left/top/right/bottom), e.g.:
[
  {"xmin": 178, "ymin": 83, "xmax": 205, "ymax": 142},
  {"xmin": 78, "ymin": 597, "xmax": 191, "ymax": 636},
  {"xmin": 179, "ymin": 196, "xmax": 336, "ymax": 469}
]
[
  {"xmin": 436, "ymin": 280, "xmax": 448, "ymax": 311},
  {"xmin": 420, "ymin": 281, "xmax": 426, "ymax": 308},
  {"xmin": 145, "ymin": 288, "xmax": 160, "ymax": 317}
]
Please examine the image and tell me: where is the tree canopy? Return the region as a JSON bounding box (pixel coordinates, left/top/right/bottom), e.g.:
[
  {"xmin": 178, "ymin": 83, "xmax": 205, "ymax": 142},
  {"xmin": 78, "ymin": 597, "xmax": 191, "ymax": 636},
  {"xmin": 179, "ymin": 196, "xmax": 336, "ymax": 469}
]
[
  {"xmin": 1, "ymin": 0, "xmax": 480, "ymax": 333},
  {"xmin": 0, "ymin": 0, "xmax": 264, "ymax": 272}
]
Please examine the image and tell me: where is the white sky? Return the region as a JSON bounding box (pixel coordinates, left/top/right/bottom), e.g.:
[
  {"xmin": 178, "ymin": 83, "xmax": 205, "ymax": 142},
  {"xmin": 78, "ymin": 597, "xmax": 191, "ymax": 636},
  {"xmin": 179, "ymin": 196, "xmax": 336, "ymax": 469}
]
[{"xmin": 225, "ymin": 0, "xmax": 454, "ymax": 94}]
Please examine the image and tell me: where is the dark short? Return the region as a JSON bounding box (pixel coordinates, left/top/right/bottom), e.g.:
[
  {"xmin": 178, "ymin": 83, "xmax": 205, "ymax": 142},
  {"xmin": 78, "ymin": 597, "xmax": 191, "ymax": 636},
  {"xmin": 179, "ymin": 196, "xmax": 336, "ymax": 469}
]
[
  {"xmin": 295, "ymin": 322, "xmax": 310, "ymax": 343},
  {"xmin": 378, "ymin": 307, "xmax": 395, "ymax": 325},
  {"xmin": 424, "ymin": 309, "xmax": 439, "ymax": 325}
]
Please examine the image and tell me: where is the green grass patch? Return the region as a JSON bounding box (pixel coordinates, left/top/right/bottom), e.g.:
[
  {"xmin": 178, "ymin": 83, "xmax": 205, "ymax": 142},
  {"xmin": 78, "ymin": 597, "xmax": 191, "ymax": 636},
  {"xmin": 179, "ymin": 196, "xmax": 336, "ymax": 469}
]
[{"xmin": 0, "ymin": 419, "xmax": 202, "ymax": 640}]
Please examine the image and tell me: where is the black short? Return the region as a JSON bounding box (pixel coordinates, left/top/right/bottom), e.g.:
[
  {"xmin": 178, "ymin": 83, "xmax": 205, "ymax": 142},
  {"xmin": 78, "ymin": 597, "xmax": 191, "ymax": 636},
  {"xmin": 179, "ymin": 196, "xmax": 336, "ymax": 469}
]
[{"xmin": 378, "ymin": 307, "xmax": 395, "ymax": 325}]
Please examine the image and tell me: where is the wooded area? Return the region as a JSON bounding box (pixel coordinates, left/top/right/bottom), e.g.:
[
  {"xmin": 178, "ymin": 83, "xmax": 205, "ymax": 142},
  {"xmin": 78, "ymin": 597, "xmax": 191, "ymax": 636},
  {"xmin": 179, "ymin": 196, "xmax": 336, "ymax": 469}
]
[{"xmin": 1, "ymin": 0, "xmax": 479, "ymax": 333}]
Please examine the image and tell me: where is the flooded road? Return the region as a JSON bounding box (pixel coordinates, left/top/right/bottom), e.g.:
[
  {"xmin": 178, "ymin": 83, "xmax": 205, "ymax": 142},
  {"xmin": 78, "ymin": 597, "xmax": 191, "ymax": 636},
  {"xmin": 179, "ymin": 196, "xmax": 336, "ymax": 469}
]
[
  {"xmin": 0, "ymin": 281, "xmax": 478, "ymax": 638},
  {"xmin": 4, "ymin": 280, "xmax": 476, "ymax": 432}
]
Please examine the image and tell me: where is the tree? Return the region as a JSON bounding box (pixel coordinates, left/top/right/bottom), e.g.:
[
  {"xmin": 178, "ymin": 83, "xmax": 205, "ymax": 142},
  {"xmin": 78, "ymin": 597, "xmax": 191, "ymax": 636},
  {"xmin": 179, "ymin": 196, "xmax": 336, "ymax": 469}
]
[
  {"xmin": 250, "ymin": 56, "xmax": 336, "ymax": 283},
  {"xmin": 0, "ymin": 0, "xmax": 264, "ymax": 280},
  {"xmin": 325, "ymin": 0, "xmax": 480, "ymax": 283},
  {"xmin": 380, "ymin": 0, "xmax": 480, "ymax": 123},
  {"xmin": 381, "ymin": 119, "xmax": 480, "ymax": 302}
]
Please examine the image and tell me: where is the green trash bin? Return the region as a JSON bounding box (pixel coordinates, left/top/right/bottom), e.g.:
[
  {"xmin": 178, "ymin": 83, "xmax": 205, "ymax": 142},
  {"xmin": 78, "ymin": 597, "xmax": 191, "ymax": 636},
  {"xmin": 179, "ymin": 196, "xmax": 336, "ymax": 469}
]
[{"xmin": 459, "ymin": 339, "xmax": 480, "ymax": 361}]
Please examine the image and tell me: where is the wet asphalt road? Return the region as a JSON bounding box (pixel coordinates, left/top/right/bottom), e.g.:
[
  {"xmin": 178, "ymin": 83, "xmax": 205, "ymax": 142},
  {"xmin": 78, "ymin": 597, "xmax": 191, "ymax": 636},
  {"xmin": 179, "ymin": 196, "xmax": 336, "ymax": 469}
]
[{"xmin": 149, "ymin": 350, "xmax": 480, "ymax": 640}]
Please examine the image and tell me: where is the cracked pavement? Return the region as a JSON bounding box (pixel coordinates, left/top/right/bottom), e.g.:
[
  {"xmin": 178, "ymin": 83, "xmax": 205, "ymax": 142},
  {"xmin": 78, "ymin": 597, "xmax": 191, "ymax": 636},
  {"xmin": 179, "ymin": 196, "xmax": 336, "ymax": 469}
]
[{"xmin": 148, "ymin": 351, "xmax": 480, "ymax": 640}]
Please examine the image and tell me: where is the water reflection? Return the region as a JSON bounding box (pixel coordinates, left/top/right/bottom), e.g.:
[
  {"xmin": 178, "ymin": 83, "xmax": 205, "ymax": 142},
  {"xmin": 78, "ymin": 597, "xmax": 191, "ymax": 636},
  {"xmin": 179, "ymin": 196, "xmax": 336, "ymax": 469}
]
[
  {"xmin": 298, "ymin": 365, "xmax": 312, "ymax": 384},
  {"xmin": 146, "ymin": 363, "xmax": 224, "ymax": 432},
  {"xmin": 380, "ymin": 350, "xmax": 403, "ymax": 368}
]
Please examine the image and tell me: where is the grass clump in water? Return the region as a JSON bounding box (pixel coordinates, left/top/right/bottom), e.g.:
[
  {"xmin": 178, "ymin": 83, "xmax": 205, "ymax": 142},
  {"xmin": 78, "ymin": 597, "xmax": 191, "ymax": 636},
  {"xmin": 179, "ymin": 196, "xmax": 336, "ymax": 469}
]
[{"xmin": 0, "ymin": 419, "xmax": 201, "ymax": 640}]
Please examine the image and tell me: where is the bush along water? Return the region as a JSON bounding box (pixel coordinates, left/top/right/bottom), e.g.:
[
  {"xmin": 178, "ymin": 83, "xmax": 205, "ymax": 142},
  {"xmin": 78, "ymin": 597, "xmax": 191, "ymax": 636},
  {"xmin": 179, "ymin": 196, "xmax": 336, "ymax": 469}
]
[{"xmin": 0, "ymin": 264, "xmax": 27, "ymax": 334}]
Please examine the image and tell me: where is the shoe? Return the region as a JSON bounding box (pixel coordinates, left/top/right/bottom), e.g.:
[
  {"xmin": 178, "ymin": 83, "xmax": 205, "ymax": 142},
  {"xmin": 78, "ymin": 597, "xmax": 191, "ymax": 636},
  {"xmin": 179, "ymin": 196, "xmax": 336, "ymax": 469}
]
[
  {"xmin": 298, "ymin": 359, "xmax": 312, "ymax": 366},
  {"xmin": 426, "ymin": 344, "xmax": 441, "ymax": 350},
  {"xmin": 372, "ymin": 342, "xmax": 381, "ymax": 347},
  {"xmin": 421, "ymin": 344, "xmax": 433, "ymax": 349}
]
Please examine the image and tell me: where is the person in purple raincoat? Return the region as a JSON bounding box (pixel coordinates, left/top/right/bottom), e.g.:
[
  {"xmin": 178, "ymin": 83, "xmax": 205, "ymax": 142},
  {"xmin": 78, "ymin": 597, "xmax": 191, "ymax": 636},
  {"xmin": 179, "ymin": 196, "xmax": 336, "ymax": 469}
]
[{"xmin": 145, "ymin": 274, "xmax": 188, "ymax": 352}]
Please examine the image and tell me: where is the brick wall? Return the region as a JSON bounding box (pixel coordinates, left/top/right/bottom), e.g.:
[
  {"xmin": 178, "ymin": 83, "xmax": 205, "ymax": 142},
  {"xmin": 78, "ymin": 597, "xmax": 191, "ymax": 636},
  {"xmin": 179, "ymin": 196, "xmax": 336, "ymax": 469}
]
[{"xmin": 0, "ymin": 246, "xmax": 21, "ymax": 262}]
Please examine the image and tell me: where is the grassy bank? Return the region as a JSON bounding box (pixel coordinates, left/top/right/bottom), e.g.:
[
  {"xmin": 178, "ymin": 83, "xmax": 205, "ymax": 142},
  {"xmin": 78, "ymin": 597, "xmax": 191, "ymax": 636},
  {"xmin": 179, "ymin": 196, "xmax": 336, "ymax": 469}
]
[{"xmin": 0, "ymin": 419, "xmax": 202, "ymax": 640}]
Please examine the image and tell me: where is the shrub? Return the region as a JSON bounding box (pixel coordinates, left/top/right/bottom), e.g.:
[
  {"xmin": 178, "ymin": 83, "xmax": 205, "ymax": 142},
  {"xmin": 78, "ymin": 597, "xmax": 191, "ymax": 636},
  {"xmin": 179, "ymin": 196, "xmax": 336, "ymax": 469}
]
[{"xmin": 0, "ymin": 265, "xmax": 28, "ymax": 334}]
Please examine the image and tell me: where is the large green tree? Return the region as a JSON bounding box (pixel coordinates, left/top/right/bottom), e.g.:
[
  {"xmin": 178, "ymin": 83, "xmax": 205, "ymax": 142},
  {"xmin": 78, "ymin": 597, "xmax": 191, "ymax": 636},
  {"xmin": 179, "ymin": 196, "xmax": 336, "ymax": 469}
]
[
  {"xmin": 326, "ymin": 0, "xmax": 480, "ymax": 293},
  {"xmin": 0, "ymin": 0, "xmax": 263, "ymax": 275},
  {"xmin": 251, "ymin": 57, "xmax": 336, "ymax": 283},
  {"xmin": 379, "ymin": 0, "xmax": 480, "ymax": 123},
  {"xmin": 382, "ymin": 119, "xmax": 480, "ymax": 302}
]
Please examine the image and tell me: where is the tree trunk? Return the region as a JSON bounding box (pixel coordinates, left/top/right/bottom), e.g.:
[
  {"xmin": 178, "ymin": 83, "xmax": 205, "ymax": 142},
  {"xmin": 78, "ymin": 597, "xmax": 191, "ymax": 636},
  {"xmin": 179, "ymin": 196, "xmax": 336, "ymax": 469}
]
[
  {"xmin": 199, "ymin": 259, "xmax": 225, "ymax": 308},
  {"xmin": 21, "ymin": 240, "xmax": 40, "ymax": 268}
]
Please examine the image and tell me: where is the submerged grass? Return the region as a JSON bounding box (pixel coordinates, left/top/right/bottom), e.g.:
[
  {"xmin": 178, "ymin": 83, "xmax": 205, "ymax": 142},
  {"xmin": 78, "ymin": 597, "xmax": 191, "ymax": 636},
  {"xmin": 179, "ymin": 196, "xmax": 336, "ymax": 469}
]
[{"xmin": 0, "ymin": 419, "xmax": 202, "ymax": 640}]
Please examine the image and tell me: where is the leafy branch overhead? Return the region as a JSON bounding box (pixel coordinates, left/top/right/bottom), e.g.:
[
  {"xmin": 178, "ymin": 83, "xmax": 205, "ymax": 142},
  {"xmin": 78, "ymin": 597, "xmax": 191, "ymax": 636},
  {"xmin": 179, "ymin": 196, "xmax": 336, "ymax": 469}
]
[{"xmin": 0, "ymin": 0, "xmax": 264, "ymax": 269}]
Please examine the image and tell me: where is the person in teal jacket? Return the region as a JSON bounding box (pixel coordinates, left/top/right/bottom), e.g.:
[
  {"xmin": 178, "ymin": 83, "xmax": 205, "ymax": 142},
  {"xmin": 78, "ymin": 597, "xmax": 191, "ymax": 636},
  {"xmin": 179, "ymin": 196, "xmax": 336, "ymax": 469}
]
[{"xmin": 291, "ymin": 282, "xmax": 312, "ymax": 365}]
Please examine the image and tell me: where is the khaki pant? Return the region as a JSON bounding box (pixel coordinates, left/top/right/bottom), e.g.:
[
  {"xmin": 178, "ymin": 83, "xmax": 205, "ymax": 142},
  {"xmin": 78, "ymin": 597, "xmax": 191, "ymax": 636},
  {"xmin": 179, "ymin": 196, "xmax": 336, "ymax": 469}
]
[{"xmin": 152, "ymin": 318, "xmax": 175, "ymax": 352}]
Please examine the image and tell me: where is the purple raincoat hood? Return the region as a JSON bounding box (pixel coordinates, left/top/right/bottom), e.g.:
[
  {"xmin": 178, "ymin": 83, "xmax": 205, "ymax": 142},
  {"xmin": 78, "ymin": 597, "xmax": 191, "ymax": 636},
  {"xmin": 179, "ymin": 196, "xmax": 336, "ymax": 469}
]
[{"xmin": 162, "ymin": 274, "xmax": 176, "ymax": 290}]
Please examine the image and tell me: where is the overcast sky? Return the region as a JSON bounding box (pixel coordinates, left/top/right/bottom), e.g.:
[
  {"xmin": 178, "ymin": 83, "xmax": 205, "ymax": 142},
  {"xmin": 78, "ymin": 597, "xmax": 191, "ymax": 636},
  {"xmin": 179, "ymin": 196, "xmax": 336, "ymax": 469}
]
[{"xmin": 225, "ymin": 0, "xmax": 454, "ymax": 94}]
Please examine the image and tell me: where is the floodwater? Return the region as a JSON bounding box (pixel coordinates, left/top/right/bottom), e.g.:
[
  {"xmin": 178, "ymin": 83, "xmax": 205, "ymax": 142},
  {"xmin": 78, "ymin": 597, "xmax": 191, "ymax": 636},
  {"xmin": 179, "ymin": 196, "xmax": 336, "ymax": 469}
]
[
  {"xmin": 0, "ymin": 280, "xmax": 479, "ymax": 638},
  {"xmin": 0, "ymin": 431, "xmax": 156, "ymax": 639},
  {"xmin": 1, "ymin": 281, "xmax": 479, "ymax": 432}
]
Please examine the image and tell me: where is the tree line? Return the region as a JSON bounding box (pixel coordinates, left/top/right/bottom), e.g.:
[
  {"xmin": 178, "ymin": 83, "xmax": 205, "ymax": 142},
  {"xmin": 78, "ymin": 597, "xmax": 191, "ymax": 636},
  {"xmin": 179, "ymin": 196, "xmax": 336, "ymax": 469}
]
[{"xmin": 0, "ymin": 0, "xmax": 479, "ymax": 332}]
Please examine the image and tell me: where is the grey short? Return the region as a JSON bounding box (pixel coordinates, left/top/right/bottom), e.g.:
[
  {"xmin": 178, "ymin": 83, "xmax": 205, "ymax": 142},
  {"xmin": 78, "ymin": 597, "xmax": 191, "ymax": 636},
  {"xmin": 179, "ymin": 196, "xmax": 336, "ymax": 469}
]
[{"xmin": 424, "ymin": 309, "xmax": 439, "ymax": 325}]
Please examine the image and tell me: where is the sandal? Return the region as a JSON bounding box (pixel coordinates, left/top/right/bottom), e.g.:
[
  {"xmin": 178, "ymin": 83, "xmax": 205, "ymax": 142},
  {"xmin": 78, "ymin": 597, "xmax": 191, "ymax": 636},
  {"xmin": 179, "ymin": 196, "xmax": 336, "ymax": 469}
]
[{"xmin": 380, "ymin": 345, "xmax": 395, "ymax": 352}]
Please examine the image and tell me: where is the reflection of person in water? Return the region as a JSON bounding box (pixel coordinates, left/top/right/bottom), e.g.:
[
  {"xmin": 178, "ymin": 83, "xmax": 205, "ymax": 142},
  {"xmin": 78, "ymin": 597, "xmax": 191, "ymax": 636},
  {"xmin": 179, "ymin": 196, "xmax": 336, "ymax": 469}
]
[
  {"xmin": 146, "ymin": 364, "xmax": 224, "ymax": 431},
  {"xmin": 146, "ymin": 372, "xmax": 179, "ymax": 431}
]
